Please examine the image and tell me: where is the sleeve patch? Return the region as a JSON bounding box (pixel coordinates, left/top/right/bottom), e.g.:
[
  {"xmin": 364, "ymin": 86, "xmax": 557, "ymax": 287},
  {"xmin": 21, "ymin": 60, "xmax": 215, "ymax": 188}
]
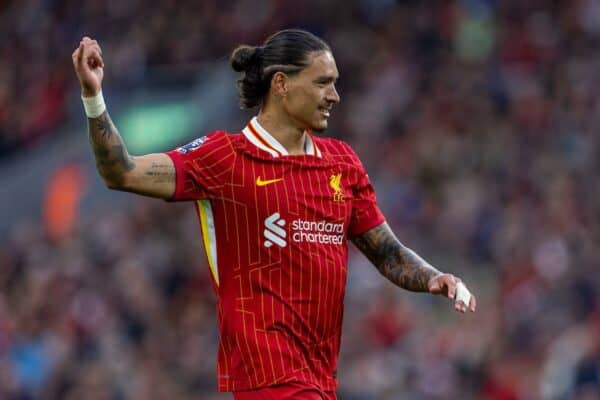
[{"xmin": 176, "ymin": 136, "xmax": 208, "ymax": 154}]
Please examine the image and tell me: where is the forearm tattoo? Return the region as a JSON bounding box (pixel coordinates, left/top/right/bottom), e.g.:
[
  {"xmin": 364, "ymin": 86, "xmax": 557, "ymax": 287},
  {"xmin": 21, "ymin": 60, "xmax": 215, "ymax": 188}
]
[
  {"xmin": 352, "ymin": 223, "xmax": 441, "ymax": 292},
  {"xmin": 88, "ymin": 111, "xmax": 134, "ymax": 185}
]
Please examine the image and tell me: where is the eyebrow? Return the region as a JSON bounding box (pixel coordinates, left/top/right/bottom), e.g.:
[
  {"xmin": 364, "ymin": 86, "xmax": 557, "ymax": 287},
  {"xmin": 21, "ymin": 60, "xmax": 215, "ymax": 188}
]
[{"xmin": 314, "ymin": 75, "xmax": 339, "ymax": 83}]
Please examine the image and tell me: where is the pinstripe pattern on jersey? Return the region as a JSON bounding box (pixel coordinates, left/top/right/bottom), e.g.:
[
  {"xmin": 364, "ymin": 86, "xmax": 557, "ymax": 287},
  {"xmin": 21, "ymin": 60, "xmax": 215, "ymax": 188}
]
[{"xmin": 166, "ymin": 124, "xmax": 385, "ymax": 393}]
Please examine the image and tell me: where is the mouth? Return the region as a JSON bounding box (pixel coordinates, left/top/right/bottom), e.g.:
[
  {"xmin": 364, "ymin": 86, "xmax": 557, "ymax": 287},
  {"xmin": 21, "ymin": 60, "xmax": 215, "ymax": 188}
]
[{"xmin": 318, "ymin": 106, "xmax": 331, "ymax": 118}]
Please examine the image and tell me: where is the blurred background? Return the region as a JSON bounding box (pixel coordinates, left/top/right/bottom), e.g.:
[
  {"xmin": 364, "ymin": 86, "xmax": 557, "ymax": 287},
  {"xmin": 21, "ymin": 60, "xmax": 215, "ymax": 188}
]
[{"xmin": 1, "ymin": 0, "xmax": 599, "ymax": 398}]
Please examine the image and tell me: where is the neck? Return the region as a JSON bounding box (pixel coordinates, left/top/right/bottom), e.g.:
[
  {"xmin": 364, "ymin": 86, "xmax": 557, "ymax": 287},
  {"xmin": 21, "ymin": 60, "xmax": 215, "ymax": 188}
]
[{"xmin": 257, "ymin": 109, "xmax": 306, "ymax": 155}]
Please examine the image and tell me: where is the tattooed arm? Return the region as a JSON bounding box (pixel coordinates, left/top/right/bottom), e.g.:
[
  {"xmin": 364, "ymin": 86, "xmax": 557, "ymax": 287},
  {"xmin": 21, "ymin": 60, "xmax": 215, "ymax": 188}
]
[
  {"xmin": 74, "ymin": 36, "xmax": 175, "ymax": 199},
  {"xmin": 352, "ymin": 222, "xmax": 440, "ymax": 291},
  {"xmin": 352, "ymin": 222, "xmax": 476, "ymax": 312},
  {"xmin": 87, "ymin": 112, "xmax": 175, "ymax": 198}
]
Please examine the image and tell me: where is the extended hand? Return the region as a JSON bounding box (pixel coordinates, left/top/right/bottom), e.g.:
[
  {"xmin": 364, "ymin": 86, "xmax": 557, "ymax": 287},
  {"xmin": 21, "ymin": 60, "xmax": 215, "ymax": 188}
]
[
  {"xmin": 72, "ymin": 36, "xmax": 104, "ymax": 97},
  {"xmin": 428, "ymin": 273, "xmax": 476, "ymax": 313}
]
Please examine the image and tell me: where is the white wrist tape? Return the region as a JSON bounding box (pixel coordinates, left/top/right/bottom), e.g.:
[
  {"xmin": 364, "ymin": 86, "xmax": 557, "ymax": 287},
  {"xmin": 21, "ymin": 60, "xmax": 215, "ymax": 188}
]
[
  {"xmin": 82, "ymin": 91, "xmax": 106, "ymax": 118},
  {"xmin": 455, "ymin": 282, "xmax": 472, "ymax": 305}
]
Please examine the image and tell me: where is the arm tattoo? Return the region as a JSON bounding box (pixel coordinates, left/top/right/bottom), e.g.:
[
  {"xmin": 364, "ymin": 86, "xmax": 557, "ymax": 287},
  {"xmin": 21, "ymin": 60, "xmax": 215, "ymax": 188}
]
[
  {"xmin": 351, "ymin": 223, "xmax": 441, "ymax": 292},
  {"xmin": 88, "ymin": 111, "xmax": 135, "ymax": 186},
  {"xmin": 144, "ymin": 162, "xmax": 175, "ymax": 184}
]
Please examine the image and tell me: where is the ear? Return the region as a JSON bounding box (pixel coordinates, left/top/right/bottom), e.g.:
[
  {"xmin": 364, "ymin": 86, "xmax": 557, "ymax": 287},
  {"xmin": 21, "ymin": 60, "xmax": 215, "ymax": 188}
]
[{"xmin": 270, "ymin": 71, "xmax": 288, "ymax": 98}]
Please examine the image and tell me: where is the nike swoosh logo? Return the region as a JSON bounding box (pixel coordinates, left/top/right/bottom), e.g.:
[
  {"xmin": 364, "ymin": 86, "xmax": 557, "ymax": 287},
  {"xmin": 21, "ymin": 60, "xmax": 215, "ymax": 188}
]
[{"xmin": 256, "ymin": 177, "xmax": 283, "ymax": 186}]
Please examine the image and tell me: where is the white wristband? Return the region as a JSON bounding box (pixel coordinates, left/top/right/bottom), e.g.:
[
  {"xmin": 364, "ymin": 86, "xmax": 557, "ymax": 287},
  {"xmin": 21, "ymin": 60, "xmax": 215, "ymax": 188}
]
[
  {"xmin": 455, "ymin": 282, "xmax": 472, "ymax": 305},
  {"xmin": 82, "ymin": 91, "xmax": 106, "ymax": 118}
]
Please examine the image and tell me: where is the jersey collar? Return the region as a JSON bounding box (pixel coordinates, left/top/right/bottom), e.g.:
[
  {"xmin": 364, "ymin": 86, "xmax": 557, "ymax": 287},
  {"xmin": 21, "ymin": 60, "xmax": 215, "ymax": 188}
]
[{"xmin": 242, "ymin": 117, "xmax": 322, "ymax": 158}]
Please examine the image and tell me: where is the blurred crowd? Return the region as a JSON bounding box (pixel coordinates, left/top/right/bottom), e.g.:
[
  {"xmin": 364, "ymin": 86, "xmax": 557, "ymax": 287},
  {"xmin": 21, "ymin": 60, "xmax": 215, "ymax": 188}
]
[{"xmin": 2, "ymin": 0, "xmax": 600, "ymax": 398}]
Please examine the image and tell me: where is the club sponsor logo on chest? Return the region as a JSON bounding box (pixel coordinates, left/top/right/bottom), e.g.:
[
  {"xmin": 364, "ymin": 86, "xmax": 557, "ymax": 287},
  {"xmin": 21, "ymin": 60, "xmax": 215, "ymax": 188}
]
[{"xmin": 263, "ymin": 212, "xmax": 345, "ymax": 248}]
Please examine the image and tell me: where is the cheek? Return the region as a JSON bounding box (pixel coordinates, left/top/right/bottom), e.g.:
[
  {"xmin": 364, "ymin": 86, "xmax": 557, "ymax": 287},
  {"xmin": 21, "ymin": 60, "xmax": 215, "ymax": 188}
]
[
  {"xmin": 302, "ymin": 90, "xmax": 324, "ymax": 111},
  {"xmin": 288, "ymin": 89, "xmax": 318, "ymax": 114}
]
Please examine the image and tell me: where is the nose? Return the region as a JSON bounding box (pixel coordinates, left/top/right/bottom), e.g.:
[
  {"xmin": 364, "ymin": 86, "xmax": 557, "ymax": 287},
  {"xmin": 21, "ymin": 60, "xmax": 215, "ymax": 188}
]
[{"xmin": 327, "ymin": 85, "xmax": 340, "ymax": 104}]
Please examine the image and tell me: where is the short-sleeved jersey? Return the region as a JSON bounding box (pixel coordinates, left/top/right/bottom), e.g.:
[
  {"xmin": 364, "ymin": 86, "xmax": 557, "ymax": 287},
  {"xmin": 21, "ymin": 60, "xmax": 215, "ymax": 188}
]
[{"xmin": 166, "ymin": 117, "xmax": 385, "ymax": 392}]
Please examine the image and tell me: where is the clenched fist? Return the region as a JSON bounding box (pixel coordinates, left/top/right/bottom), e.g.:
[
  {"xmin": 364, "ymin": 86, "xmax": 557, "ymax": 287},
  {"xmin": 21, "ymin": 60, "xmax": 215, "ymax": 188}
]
[{"xmin": 72, "ymin": 36, "xmax": 104, "ymax": 98}]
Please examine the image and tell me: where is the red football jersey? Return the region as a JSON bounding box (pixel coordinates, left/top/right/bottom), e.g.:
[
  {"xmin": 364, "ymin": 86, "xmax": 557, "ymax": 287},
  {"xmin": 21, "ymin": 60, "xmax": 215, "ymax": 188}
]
[{"xmin": 166, "ymin": 117, "xmax": 385, "ymax": 392}]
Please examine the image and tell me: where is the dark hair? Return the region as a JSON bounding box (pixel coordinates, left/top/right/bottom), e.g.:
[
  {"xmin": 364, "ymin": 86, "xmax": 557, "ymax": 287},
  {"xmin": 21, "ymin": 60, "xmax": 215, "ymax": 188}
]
[{"xmin": 230, "ymin": 29, "xmax": 331, "ymax": 109}]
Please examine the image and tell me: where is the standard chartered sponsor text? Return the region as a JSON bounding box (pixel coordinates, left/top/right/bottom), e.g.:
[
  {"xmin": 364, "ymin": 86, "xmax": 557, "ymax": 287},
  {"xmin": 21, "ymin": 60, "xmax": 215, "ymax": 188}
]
[{"xmin": 291, "ymin": 219, "xmax": 344, "ymax": 245}]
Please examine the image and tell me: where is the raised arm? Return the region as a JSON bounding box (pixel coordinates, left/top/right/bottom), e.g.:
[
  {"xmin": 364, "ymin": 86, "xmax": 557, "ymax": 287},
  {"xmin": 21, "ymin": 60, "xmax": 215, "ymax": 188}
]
[
  {"xmin": 73, "ymin": 36, "xmax": 175, "ymax": 199},
  {"xmin": 352, "ymin": 222, "xmax": 476, "ymax": 313},
  {"xmin": 87, "ymin": 111, "xmax": 175, "ymax": 198}
]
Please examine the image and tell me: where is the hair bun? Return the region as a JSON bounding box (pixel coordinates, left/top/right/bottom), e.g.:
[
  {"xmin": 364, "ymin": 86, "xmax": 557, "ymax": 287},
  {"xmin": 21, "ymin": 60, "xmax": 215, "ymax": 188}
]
[{"xmin": 230, "ymin": 45, "xmax": 262, "ymax": 72}]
